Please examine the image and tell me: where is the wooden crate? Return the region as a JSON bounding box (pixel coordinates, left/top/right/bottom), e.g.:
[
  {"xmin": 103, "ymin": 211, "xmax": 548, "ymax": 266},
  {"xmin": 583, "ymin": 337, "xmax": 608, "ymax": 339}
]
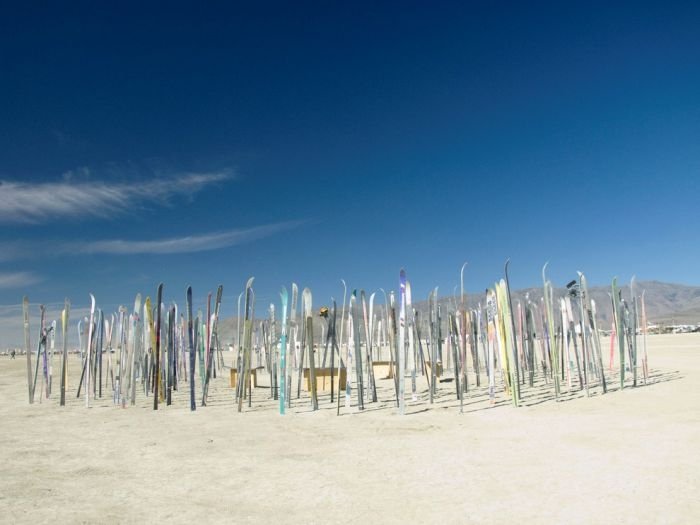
[{"xmin": 302, "ymin": 367, "xmax": 347, "ymax": 392}]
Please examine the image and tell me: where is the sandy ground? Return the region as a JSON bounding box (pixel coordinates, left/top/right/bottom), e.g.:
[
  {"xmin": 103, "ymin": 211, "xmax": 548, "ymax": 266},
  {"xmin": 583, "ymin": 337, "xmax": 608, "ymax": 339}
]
[{"xmin": 0, "ymin": 334, "xmax": 698, "ymax": 524}]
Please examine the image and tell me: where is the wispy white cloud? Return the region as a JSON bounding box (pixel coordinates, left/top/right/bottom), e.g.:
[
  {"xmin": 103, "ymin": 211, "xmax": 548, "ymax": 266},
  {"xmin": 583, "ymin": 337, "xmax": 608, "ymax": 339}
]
[
  {"xmin": 0, "ymin": 245, "xmax": 26, "ymax": 263},
  {"xmin": 0, "ymin": 221, "xmax": 305, "ymax": 260},
  {"xmin": 0, "ymin": 171, "xmax": 231, "ymax": 223},
  {"xmin": 0, "ymin": 272, "xmax": 41, "ymax": 289},
  {"xmin": 79, "ymin": 221, "xmax": 305, "ymax": 255}
]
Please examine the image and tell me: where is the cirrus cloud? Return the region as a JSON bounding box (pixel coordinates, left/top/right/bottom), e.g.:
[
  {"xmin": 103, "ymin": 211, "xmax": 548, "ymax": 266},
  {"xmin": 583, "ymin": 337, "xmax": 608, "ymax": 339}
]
[
  {"xmin": 79, "ymin": 221, "xmax": 306, "ymax": 255},
  {"xmin": 0, "ymin": 271, "xmax": 42, "ymax": 289},
  {"xmin": 0, "ymin": 171, "xmax": 231, "ymax": 223},
  {"xmin": 0, "ymin": 220, "xmax": 306, "ymax": 260}
]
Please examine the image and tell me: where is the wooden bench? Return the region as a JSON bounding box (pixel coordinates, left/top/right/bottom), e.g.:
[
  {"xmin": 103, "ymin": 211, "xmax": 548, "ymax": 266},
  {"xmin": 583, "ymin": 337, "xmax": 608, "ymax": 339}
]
[
  {"xmin": 229, "ymin": 366, "xmax": 264, "ymax": 388},
  {"xmin": 302, "ymin": 367, "xmax": 347, "ymax": 392},
  {"xmin": 424, "ymin": 361, "xmax": 443, "ymax": 378},
  {"xmin": 372, "ymin": 360, "xmax": 394, "ymax": 379}
]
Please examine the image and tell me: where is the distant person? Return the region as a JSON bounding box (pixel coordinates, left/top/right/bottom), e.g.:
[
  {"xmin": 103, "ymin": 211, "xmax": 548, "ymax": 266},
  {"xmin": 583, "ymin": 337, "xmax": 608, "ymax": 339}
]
[{"xmin": 10, "ymin": 349, "xmax": 16, "ymax": 359}]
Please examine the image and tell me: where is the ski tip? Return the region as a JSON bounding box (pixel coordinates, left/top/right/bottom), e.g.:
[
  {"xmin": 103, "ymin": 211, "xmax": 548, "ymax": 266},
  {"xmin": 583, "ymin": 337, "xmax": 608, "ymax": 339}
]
[{"xmin": 302, "ymin": 287, "xmax": 312, "ymax": 307}]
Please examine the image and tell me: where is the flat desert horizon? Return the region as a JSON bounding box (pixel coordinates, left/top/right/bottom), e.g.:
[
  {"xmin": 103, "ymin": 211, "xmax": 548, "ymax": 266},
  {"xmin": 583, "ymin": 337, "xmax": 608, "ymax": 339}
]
[{"xmin": 0, "ymin": 334, "xmax": 698, "ymax": 524}]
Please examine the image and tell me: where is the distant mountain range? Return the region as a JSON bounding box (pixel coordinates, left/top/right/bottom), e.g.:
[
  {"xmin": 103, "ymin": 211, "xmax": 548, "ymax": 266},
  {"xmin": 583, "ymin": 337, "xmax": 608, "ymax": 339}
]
[
  {"xmin": 470, "ymin": 280, "xmax": 700, "ymax": 327},
  {"xmin": 215, "ymin": 280, "xmax": 700, "ymax": 344}
]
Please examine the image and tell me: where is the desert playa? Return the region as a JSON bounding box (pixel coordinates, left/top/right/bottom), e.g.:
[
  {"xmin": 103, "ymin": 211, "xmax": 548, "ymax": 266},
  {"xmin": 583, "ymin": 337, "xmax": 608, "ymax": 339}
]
[{"xmin": 0, "ymin": 333, "xmax": 697, "ymax": 524}]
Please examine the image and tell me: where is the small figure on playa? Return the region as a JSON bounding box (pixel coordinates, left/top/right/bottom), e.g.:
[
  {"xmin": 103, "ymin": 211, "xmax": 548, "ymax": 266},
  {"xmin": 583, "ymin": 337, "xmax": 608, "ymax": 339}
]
[{"xmin": 10, "ymin": 349, "xmax": 16, "ymax": 359}]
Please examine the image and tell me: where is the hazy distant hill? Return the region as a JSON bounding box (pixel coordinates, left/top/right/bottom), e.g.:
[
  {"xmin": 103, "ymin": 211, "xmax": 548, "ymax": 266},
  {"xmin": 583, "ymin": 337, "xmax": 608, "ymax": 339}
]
[
  {"xmin": 473, "ymin": 280, "xmax": 700, "ymax": 327},
  {"xmin": 215, "ymin": 281, "xmax": 700, "ymax": 344}
]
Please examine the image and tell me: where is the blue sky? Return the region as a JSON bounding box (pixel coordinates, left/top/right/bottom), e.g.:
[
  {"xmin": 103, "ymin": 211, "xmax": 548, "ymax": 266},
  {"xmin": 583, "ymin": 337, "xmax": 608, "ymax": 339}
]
[{"xmin": 1, "ymin": 1, "xmax": 699, "ymax": 344}]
